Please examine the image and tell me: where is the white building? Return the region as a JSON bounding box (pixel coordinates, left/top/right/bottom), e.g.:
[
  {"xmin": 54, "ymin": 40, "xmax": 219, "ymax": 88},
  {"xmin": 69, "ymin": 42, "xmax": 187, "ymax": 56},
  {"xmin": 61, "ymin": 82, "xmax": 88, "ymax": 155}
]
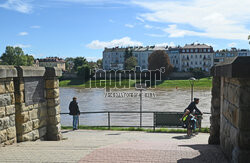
[{"xmin": 179, "ymin": 44, "xmax": 214, "ymax": 72}]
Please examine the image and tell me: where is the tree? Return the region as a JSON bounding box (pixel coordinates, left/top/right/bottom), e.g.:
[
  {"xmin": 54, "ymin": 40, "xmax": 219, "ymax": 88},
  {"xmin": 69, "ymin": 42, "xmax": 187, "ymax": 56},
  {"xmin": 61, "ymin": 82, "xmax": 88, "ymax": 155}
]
[
  {"xmin": 0, "ymin": 46, "xmax": 34, "ymax": 66},
  {"xmin": 189, "ymin": 68, "xmax": 206, "ymax": 79},
  {"xmin": 77, "ymin": 64, "xmax": 92, "ymax": 80},
  {"xmin": 248, "ymin": 35, "xmax": 250, "ymax": 44},
  {"xmin": 73, "ymin": 57, "xmax": 87, "ymax": 71},
  {"xmin": 124, "ymin": 56, "xmax": 137, "ymax": 70},
  {"xmin": 97, "ymin": 59, "xmax": 102, "ymax": 69},
  {"xmin": 148, "ymin": 50, "xmax": 173, "ymax": 78}
]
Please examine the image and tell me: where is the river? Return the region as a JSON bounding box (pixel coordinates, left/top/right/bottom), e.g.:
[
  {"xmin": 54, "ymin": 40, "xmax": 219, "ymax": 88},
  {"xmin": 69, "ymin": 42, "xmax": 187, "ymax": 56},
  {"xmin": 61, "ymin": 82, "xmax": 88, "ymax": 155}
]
[{"xmin": 60, "ymin": 87, "xmax": 212, "ymax": 128}]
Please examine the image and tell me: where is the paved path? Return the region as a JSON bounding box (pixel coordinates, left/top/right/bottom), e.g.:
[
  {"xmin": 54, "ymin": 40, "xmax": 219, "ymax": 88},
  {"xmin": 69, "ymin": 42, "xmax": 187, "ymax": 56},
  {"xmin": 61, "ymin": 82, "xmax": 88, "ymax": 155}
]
[{"xmin": 0, "ymin": 130, "xmax": 228, "ymax": 163}]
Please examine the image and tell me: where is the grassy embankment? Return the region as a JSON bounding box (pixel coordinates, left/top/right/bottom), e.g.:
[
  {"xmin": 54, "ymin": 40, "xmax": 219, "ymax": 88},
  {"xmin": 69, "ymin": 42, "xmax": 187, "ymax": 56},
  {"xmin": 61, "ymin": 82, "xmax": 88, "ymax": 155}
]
[
  {"xmin": 59, "ymin": 77, "xmax": 212, "ymax": 89},
  {"xmin": 61, "ymin": 125, "xmax": 210, "ymax": 133}
]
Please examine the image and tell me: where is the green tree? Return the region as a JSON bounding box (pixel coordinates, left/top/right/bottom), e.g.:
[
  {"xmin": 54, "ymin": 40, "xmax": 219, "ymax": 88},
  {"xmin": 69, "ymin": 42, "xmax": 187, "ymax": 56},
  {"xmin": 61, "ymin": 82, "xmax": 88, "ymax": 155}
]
[
  {"xmin": 148, "ymin": 50, "xmax": 173, "ymax": 78},
  {"xmin": 77, "ymin": 64, "xmax": 92, "ymax": 80},
  {"xmin": 97, "ymin": 59, "xmax": 102, "ymax": 69},
  {"xmin": 124, "ymin": 56, "xmax": 137, "ymax": 70},
  {"xmin": 0, "ymin": 46, "xmax": 34, "ymax": 66},
  {"xmin": 73, "ymin": 57, "xmax": 87, "ymax": 71}
]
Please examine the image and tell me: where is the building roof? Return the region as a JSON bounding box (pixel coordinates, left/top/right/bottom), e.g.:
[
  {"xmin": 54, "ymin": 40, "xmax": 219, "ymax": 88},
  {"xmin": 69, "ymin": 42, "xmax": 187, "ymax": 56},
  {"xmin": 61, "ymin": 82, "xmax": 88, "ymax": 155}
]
[
  {"xmin": 38, "ymin": 57, "xmax": 65, "ymax": 63},
  {"xmin": 182, "ymin": 43, "xmax": 212, "ymax": 49}
]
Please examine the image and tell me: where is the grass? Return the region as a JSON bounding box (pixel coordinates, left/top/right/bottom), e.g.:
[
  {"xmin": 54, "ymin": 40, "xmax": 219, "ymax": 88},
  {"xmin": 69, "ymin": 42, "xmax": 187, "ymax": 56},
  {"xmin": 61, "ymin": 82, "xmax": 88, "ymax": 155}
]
[
  {"xmin": 61, "ymin": 125, "xmax": 210, "ymax": 133},
  {"xmin": 59, "ymin": 77, "xmax": 212, "ymax": 89},
  {"xmin": 59, "ymin": 79, "xmax": 137, "ymax": 88}
]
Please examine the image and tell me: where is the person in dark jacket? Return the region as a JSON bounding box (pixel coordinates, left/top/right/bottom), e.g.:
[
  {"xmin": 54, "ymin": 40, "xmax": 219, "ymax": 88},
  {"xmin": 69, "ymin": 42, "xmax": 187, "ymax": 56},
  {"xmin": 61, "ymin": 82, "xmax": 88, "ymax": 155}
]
[{"xmin": 69, "ymin": 97, "xmax": 80, "ymax": 130}]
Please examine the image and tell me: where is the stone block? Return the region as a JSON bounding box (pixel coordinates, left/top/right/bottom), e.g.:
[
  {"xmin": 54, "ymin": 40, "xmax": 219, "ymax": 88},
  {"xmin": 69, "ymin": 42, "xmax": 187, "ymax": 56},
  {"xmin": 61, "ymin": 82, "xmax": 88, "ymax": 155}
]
[
  {"xmin": 0, "ymin": 117, "xmax": 9, "ymax": 130},
  {"xmin": 10, "ymin": 93, "xmax": 15, "ymax": 105},
  {"xmin": 5, "ymin": 105, "xmax": 15, "ymax": 115},
  {"xmin": 6, "ymin": 126, "xmax": 16, "ymax": 140},
  {"xmin": 39, "ymin": 117, "xmax": 47, "ymax": 127},
  {"xmin": 0, "ymin": 94, "xmax": 11, "ymax": 107},
  {"xmin": 0, "ymin": 82, "xmax": 5, "ymax": 94},
  {"xmin": 33, "ymin": 103, "xmax": 39, "ymax": 109},
  {"xmin": 38, "ymin": 107, "xmax": 47, "ymax": 118},
  {"xmin": 0, "ymin": 129, "xmax": 7, "ymax": 143},
  {"xmin": 0, "ymin": 65, "xmax": 17, "ymax": 79},
  {"xmin": 38, "ymin": 102, "xmax": 47, "ymax": 108},
  {"xmin": 19, "ymin": 132, "xmax": 33, "ymax": 142},
  {"xmin": 49, "ymin": 115, "xmax": 61, "ymax": 125},
  {"xmin": 16, "ymin": 111, "xmax": 29, "ymax": 123},
  {"xmin": 47, "ymin": 123, "xmax": 61, "ymax": 135},
  {"xmin": 47, "ymin": 98, "xmax": 60, "ymax": 107},
  {"xmin": 29, "ymin": 109, "xmax": 38, "ymax": 120},
  {"xmin": 32, "ymin": 130, "xmax": 39, "ymax": 140},
  {"xmin": 45, "ymin": 80, "xmax": 59, "ymax": 89},
  {"xmin": 4, "ymin": 138, "xmax": 16, "ymax": 145},
  {"xmin": 38, "ymin": 127, "xmax": 47, "ymax": 138},
  {"xmin": 33, "ymin": 119, "xmax": 40, "ymax": 129},
  {"xmin": 22, "ymin": 121, "xmax": 33, "ymax": 134},
  {"xmin": 9, "ymin": 115, "xmax": 15, "ymax": 127},
  {"xmin": 0, "ymin": 107, "xmax": 5, "ymax": 118},
  {"xmin": 5, "ymin": 81, "xmax": 14, "ymax": 93},
  {"xmin": 19, "ymin": 83, "xmax": 24, "ymax": 91},
  {"xmin": 46, "ymin": 88, "xmax": 59, "ymax": 99},
  {"xmin": 16, "ymin": 66, "xmax": 45, "ymax": 77},
  {"xmin": 48, "ymin": 105, "xmax": 61, "ymax": 116},
  {"xmin": 45, "ymin": 67, "xmax": 62, "ymax": 77}
]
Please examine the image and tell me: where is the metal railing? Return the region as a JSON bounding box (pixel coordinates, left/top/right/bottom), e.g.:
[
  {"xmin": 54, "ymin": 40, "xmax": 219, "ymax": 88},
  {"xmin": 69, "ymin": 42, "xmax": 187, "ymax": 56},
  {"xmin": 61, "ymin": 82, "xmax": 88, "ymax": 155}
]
[{"xmin": 60, "ymin": 111, "xmax": 211, "ymax": 129}]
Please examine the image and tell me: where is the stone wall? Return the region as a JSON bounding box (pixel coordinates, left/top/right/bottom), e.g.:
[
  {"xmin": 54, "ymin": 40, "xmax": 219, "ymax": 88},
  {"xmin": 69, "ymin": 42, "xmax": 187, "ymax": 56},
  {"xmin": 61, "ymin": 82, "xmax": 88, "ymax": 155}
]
[
  {"xmin": 0, "ymin": 66, "xmax": 17, "ymax": 145},
  {"xmin": 0, "ymin": 66, "xmax": 62, "ymax": 145},
  {"xmin": 210, "ymin": 57, "xmax": 250, "ymax": 163}
]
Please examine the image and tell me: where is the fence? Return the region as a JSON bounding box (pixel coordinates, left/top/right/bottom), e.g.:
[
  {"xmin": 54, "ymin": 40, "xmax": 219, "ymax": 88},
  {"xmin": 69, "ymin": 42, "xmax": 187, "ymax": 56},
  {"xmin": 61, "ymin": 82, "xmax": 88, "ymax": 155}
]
[{"xmin": 60, "ymin": 111, "xmax": 211, "ymax": 129}]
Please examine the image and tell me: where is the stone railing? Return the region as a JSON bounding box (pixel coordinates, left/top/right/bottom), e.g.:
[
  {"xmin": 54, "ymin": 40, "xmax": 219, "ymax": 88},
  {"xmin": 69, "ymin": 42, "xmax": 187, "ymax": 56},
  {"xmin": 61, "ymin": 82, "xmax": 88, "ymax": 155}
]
[
  {"xmin": 0, "ymin": 66, "xmax": 62, "ymax": 145},
  {"xmin": 209, "ymin": 56, "xmax": 250, "ymax": 163}
]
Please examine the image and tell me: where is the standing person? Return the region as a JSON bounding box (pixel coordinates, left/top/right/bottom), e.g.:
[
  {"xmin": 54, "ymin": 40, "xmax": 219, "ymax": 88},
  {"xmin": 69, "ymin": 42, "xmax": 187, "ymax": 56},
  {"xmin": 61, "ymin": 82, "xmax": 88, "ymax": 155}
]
[{"xmin": 69, "ymin": 97, "xmax": 80, "ymax": 130}]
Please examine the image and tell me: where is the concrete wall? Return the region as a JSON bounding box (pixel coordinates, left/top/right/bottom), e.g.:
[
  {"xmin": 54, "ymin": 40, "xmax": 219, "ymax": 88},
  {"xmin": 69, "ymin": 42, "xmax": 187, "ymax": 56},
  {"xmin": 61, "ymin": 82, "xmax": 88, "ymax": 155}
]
[
  {"xmin": 210, "ymin": 57, "xmax": 250, "ymax": 163},
  {"xmin": 0, "ymin": 66, "xmax": 62, "ymax": 146}
]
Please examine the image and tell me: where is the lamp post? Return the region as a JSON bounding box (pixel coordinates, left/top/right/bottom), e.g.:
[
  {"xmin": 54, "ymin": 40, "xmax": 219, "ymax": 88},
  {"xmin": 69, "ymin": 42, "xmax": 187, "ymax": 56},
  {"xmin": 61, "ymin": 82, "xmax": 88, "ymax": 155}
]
[
  {"xmin": 189, "ymin": 77, "xmax": 196, "ymax": 102},
  {"xmin": 135, "ymin": 83, "xmax": 147, "ymax": 128}
]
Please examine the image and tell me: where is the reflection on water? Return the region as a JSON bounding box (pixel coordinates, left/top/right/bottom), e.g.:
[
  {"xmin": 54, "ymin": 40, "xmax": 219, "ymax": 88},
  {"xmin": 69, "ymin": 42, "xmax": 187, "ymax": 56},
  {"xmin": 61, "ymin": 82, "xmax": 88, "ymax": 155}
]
[{"xmin": 60, "ymin": 87, "xmax": 211, "ymax": 127}]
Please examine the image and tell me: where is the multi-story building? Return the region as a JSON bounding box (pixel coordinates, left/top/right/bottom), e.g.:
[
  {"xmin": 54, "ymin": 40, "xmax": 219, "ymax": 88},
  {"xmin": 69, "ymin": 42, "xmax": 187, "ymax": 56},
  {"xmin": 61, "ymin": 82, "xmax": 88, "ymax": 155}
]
[
  {"xmin": 179, "ymin": 44, "xmax": 214, "ymax": 72},
  {"xmin": 102, "ymin": 44, "xmax": 249, "ymax": 72},
  {"xmin": 38, "ymin": 57, "xmax": 66, "ymax": 71}
]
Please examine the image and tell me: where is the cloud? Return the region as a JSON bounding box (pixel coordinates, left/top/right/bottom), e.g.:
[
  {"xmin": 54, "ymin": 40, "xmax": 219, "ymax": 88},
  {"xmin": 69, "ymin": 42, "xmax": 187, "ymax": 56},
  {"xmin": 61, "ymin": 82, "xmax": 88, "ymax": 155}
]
[
  {"xmin": 14, "ymin": 44, "xmax": 31, "ymax": 48},
  {"xmin": 136, "ymin": 16, "xmax": 144, "ymax": 22},
  {"xmin": 132, "ymin": 0, "xmax": 250, "ymax": 40},
  {"xmin": 86, "ymin": 57, "xmax": 102, "ymax": 61},
  {"xmin": 0, "ymin": 0, "xmax": 32, "ymax": 13},
  {"xmin": 228, "ymin": 42, "xmax": 237, "ymax": 48},
  {"xmin": 155, "ymin": 42, "xmax": 175, "ymax": 47},
  {"xmin": 86, "ymin": 37, "xmax": 143, "ymax": 49},
  {"xmin": 18, "ymin": 32, "xmax": 28, "ymax": 36},
  {"xmin": 125, "ymin": 24, "xmax": 134, "ymax": 28},
  {"xmin": 144, "ymin": 33, "xmax": 166, "ymax": 37},
  {"xmin": 30, "ymin": 25, "xmax": 40, "ymax": 29},
  {"xmin": 144, "ymin": 24, "xmax": 153, "ymax": 29}
]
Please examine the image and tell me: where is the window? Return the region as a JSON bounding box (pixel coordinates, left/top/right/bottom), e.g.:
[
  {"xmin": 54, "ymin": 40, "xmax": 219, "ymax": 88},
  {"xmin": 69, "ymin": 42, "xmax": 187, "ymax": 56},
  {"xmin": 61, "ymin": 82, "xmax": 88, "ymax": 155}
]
[
  {"xmin": 200, "ymin": 55, "xmax": 202, "ymax": 58},
  {"xmin": 187, "ymin": 49, "xmax": 189, "ymax": 52},
  {"xmin": 204, "ymin": 49, "xmax": 207, "ymax": 52},
  {"xmin": 195, "ymin": 62, "xmax": 197, "ymax": 65},
  {"xmin": 208, "ymin": 49, "xmax": 211, "ymax": 52},
  {"xmin": 191, "ymin": 49, "xmax": 193, "ymax": 52},
  {"xmin": 191, "ymin": 55, "xmax": 193, "ymax": 58},
  {"xmin": 191, "ymin": 61, "xmax": 193, "ymax": 65},
  {"xmin": 182, "ymin": 49, "xmax": 185, "ymax": 52},
  {"xmin": 195, "ymin": 55, "xmax": 197, "ymax": 58},
  {"xmin": 195, "ymin": 49, "xmax": 198, "ymax": 52}
]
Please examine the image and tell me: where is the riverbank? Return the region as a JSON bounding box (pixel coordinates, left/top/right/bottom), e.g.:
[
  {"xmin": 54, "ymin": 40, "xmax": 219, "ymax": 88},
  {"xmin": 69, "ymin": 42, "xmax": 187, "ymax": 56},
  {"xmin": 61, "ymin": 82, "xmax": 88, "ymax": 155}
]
[
  {"xmin": 61, "ymin": 125, "xmax": 210, "ymax": 133},
  {"xmin": 59, "ymin": 77, "xmax": 212, "ymax": 89}
]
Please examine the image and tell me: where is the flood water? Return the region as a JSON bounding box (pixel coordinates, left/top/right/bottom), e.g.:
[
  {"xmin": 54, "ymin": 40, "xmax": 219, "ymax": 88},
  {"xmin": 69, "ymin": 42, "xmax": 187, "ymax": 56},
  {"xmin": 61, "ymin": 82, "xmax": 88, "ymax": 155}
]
[{"xmin": 60, "ymin": 87, "xmax": 212, "ymax": 128}]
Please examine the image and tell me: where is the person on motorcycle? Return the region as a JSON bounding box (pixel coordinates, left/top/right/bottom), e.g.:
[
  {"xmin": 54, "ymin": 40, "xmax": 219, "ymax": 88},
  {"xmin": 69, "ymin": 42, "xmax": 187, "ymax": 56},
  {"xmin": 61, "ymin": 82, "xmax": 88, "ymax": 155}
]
[{"xmin": 181, "ymin": 98, "xmax": 203, "ymax": 135}]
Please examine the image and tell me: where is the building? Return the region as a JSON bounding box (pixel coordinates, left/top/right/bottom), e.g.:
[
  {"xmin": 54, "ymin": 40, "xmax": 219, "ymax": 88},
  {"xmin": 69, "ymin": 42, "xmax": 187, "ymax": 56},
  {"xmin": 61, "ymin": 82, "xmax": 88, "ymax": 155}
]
[
  {"xmin": 213, "ymin": 49, "xmax": 238, "ymax": 65},
  {"xmin": 102, "ymin": 44, "xmax": 249, "ymax": 72},
  {"xmin": 38, "ymin": 57, "xmax": 66, "ymax": 71},
  {"xmin": 179, "ymin": 43, "xmax": 214, "ymax": 72}
]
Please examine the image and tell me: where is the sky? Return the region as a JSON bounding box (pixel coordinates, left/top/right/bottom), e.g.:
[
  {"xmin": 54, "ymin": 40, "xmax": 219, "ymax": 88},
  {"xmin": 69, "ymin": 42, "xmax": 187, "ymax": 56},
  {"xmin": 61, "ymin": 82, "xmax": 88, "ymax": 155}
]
[{"xmin": 0, "ymin": 0, "xmax": 250, "ymax": 61}]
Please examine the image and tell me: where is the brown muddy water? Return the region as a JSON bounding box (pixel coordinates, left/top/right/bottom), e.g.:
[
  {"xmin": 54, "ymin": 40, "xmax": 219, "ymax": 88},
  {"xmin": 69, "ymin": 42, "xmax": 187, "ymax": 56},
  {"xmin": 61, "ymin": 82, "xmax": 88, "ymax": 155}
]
[{"xmin": 60, "ymin": 87, "xmax": 211, "ymax": 128}]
